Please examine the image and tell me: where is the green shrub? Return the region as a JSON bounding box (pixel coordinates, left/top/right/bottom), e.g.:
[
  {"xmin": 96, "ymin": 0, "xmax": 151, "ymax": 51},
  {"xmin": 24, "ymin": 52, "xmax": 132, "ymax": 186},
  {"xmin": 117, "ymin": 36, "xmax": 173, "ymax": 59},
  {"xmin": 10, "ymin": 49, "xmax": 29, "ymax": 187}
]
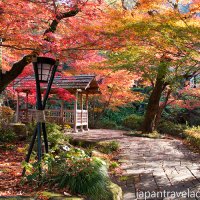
[
  {"xmin": 46, "ymin": 122, "xmax": 71, "ymax": 149},
  {"xmin": 56, "ymin": 157, "xmax": 110, "ymax": 199},
  {"xmin": 157, "ymin": 120, "xmax": 186, "ymax": 137},
  {"xmin": 0, "ymin": 106, "xmax": 14, "ymax": 128},
  {"xmin": 158, "ymin": 121, "xmax": 200, "ymax": 150},
  {"xmin": 184, "ymin": 126, "xmax": 200, "ymax": 150},
  {"xmin": 99, "ymin": 120, "xmax": 118, "ymax": 129},
  {"xmin": 122, "ymin": 114, "xmax": 144, "ymax": 130},
  {"xmin": 45, "ymin": 148, "xmax": 111, "ymax": 200},
  {"xmin": 0, "ymin": 129, "xmax": 16, "ymax": 142},
  {"xmin": 23, "ymin": 147, "xmax": 112, "ymax": 199},
  {"xmin": 102, "ymin": 106, "xmax": 137, "ymax": 124},
  {"xmin": 26, "ymin": 122, "xmax": 36, "ymax": 136},
  {"xmin": 45, "ymin": 123, "xmax": 64, "ymax": 148},
  {"xmin": 0, "ymin": 106, "xmax": 16, "ymax": 142},
  {"xmin": 162, "ymin": 105, "xmax": 200, "ymax": 126}
]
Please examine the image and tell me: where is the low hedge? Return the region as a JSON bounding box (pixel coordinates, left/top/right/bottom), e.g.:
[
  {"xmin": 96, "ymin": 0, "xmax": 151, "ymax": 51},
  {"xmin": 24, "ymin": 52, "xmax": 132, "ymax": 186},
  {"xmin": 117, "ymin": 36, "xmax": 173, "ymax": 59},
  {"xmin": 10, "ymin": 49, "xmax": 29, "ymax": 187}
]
[
  {"xmin": 122, "ymin": 114, "xmax": 144, "ymax": 130},
  {"xmin": 157, "ymin": 120, "xmax": 186, "ymax": 137},
  {"xmin": 158, "ymin": 120, "xmax": 200, "ymax": 150}
]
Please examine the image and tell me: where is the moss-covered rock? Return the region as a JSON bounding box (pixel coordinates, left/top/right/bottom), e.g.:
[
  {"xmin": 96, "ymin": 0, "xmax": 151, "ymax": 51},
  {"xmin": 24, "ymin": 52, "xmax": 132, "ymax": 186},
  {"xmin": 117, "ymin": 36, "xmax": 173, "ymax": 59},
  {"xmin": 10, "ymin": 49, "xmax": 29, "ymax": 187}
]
[
  {"xmin": 107, "ymin": 182, "xmax": 123, "ymax": 200},
  {"xmin": 10, "ymin": 123, "xmax": 27, "ymax": 139}
]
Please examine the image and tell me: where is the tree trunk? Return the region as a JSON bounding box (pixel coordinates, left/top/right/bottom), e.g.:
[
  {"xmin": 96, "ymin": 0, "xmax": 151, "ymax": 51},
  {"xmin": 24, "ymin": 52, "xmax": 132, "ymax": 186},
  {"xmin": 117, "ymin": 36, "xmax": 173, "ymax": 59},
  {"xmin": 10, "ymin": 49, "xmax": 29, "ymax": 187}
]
[
  {"xmin": 142, "ymin": 61, "xmax": 168, "ymax": 133},
  {"xmin": 154, "ymin": 89, "xmax": 171, "ymax": 128}
]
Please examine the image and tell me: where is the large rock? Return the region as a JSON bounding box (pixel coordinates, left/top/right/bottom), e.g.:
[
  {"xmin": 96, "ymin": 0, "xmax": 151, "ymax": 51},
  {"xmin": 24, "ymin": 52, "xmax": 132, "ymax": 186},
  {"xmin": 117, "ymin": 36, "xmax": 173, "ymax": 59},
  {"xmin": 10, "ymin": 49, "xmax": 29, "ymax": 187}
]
[
  {"xmin": 108, "ymin": 182, "xmax": 123, "ymax": 200},
  {"xmin": 10, "ymin": 123, "xmax": 27, "ymax": 139}
]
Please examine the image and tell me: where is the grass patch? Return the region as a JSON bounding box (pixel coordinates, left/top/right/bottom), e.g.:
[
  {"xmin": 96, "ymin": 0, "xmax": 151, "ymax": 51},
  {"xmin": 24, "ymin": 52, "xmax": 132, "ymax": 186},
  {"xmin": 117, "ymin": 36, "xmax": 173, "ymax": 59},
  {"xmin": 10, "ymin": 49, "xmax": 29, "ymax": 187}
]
[
  {"xmin": 124, "ymin": 131, "xmax": 161, "ymax": 139},
  {"xmin": 97, "ymin": 141, "xmax": 120, "ymax": 154},
  {"xmin": 69, "ymin": 139, "xmax": 120, "ymax": 155},
  {"xmin": 183, "ymin": 126, "xmax": 200, "ymax": 151}
]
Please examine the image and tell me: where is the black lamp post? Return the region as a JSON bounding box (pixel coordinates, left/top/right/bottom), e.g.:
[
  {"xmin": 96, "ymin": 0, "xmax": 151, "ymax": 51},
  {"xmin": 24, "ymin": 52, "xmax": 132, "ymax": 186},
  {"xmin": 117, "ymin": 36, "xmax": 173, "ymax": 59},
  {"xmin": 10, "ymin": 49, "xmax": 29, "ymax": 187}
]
[{"xmin": 22, "ymin": 56, "xmax": 59, "ymax": 176}]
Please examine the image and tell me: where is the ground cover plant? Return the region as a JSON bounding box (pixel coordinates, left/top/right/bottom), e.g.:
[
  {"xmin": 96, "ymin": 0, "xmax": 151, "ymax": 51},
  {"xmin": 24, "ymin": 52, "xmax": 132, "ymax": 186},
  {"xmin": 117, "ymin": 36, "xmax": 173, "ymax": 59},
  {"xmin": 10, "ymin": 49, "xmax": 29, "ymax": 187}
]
[
  {"xmin": 0, "ymin": 106, "xmax": 16, "ymax": 143},
  {"xmin": 68, "ymin": 138, "xmax": 122, "ymax": 176},
  {"xmin": 22, "ymin": 147, "xmax": 113, "ymax": 200},
  {"xmin": 183, "ymin": 126, "xmax": 200, "ymax": 151},
  {"xmin": 69, "ymin": 138, "xmax": 120, "ymax": 155},
  {"xmin": 125, "ymin": 131, "xmax": 161, "ymax": 139}
]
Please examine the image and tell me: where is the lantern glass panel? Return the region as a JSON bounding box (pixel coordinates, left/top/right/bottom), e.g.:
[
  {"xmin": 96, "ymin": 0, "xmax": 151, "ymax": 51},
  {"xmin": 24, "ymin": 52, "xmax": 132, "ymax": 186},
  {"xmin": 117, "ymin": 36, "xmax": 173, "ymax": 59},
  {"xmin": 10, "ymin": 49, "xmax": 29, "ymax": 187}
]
[{"xmin": 37, "ymin": 63, "xmax": 53, "ymax": 82}]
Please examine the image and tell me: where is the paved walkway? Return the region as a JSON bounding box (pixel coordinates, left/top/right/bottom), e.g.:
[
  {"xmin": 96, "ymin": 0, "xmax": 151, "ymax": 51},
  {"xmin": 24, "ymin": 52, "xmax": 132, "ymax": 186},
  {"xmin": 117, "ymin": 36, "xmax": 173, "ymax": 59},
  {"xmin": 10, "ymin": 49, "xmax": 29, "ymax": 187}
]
[{"xmin": 69, "ymin": 129, "xmax": 200, "ymax": 200}]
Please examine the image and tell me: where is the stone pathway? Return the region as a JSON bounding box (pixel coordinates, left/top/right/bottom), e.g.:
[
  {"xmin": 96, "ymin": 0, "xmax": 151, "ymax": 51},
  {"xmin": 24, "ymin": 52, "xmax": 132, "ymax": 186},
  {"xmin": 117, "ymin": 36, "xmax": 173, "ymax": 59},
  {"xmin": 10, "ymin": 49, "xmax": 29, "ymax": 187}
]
[{"xmin": 69, "ymin": 129, "xmax": 200, "ymax": 200}]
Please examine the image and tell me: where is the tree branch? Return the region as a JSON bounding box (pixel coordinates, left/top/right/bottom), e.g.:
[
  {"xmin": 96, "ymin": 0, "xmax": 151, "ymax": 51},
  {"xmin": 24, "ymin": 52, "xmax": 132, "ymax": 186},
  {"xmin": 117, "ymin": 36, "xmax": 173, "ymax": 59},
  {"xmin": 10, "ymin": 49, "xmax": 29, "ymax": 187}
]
[
  {"xmin": 44, "ymin": 7, "xmax": 80, "ymax": 35},
  {"xmin": 0, "ymin": 7, "xmax": 80, "ymax": 93}
]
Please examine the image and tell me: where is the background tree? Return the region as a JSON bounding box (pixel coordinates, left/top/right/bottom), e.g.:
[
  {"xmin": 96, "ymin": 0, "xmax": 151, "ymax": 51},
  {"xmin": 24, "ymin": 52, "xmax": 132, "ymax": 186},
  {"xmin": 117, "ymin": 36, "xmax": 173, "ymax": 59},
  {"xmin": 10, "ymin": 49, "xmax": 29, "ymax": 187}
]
[{"xmin": 94, "ymin": 0, "xmax": 200, "ymax": 132}]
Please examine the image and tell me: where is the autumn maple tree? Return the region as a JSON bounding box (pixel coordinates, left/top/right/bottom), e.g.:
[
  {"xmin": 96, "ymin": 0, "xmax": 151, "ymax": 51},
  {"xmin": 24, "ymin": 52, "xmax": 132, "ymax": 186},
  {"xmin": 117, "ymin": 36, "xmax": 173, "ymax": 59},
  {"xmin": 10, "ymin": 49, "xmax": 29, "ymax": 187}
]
[
  {"xmin": 91, "ymin": 0, "xmax": 200, "ymax": 132},
  {"xmin": 0, "ymin": 0, "xmax": 106, "ymax": 93}
]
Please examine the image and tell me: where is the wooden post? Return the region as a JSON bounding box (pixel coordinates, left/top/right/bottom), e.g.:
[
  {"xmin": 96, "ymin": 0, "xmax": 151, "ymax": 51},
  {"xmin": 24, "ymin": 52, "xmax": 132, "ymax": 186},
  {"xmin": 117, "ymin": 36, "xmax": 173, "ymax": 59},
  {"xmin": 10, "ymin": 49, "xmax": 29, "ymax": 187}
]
[
  {"xmin": 73, "ymin": 90, "xmax": 78, "ymax": 133},
  {"xmin": 26, "ymin": 91, "xmax": 28, "ymax": 120},
  {"xmin": 16, "ymin": 92, "xmax": 20, "ymax": 122},
  {"xmin": 80, "ymin": 93, "xmax": 84, "ymax": 132},
  {"xmin": 85, "ymin": 93, "xmax": 89, "ymax": 131}
]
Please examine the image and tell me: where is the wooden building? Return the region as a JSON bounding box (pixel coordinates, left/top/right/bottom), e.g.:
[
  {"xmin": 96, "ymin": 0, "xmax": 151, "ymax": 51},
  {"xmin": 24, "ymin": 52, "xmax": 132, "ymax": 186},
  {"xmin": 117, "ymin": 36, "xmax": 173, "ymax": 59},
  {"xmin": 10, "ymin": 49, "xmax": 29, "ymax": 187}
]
[{"xmin": 13, "ymin": 75, "xmax": 101, "ymax": 132}]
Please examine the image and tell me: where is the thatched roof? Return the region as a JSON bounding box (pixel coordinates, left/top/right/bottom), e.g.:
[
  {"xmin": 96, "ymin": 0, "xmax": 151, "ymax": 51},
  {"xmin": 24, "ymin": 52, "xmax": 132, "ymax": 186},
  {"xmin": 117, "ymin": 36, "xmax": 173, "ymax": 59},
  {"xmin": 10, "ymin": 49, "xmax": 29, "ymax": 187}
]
[
  {"xmin": 54, "ymin": 75, "xmax": 100, "ymax": 94},
  {"xmin": 13, "ymin": 75, "xmax": 101, "ymax": 94}
]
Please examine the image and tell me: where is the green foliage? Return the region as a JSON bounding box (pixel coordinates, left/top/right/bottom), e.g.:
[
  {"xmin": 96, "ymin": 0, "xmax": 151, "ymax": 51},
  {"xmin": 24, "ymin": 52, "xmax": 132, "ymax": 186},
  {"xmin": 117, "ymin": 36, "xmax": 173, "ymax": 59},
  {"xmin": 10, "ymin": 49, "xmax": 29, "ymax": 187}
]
[
  {"xmin": 0, "ymin": 106, "xmax": 14, "ymax": 128},
  {"xmin": 23, "ymin": 147, "xmax": 112, "ymax": 200},
  {"xmin": 125, "ymin": 131, "xmax": 161, "ymax": 139},
  {"xmin": 97, "ymin": 141, "xmax": 120, "ymax": 154},
  {"xmin": 163, "ymin": 106, "xmax": 200, "ymax": 126},
  {"xmin": 26, "ymin": 122, "xmax": 36, "ymax": 136},
  {"xmin": 0, "ymin": 106, "xmax": 16, "ymax": 142},
  {"xmin": 0, "ymin": 129, "xmax": 16, "ymax": 142},
  {"xmin": 109, "ymin": 161, "xmax": 119, "ymax": 169},
  {"xmin": 45, "ymin": 123, "xmax": 65, "ymax": 148},
  {"xmin": 46, "ymin": 148, "xmax": 111, "ymax": 200},
  {"xmin": 69, "ymin": 139, "xmax": 119, "ymax": 155},
  {"xmin": 102, "ymin": 106, "xmax": 137, "ymax": 124},
  {"xmin": 22, "ymin": 160, "xmax": 42, "ymax": 183},
  {"xmin": 122, "ymin": 114, "xmax": 144, "ymax": 130},
  {"xmin": 162, "ymin": 106, "xmax": 188, "ymax": 124},
  {"xmin": 90, "ymin": 105, "xmax": 138, "ymax": 129},
  {"xmin": 157, "ymin": 120, "xmax": 186, "ymax": 137},
  {"xmin": 27, "ymin": 122, "xmax": 70, "ymax": 147},
  {"xmin": 132, "ymin": 86, "xmax": 152, "ymax": 94},
  {"xmin": 184, "ymin": 126, "xmax": 200, "ymax": 150},
  {"xmin": 51, "ymin": 158, "xmax": 110, "ymax": 199},
  {"xmin": 158, "ymin": 123, "xmax": 200, "ymax": 150},
  {"xmin": 99, "ymin": 119, "xmax": 118, "ymax": 129}
]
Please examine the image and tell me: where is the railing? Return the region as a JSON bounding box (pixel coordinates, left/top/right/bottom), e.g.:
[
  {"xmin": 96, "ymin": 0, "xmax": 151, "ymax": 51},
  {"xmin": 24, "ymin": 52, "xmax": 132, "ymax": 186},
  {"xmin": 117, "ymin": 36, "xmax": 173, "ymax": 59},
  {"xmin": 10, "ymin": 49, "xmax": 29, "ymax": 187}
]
[
  {"xmin": 19, "ymin": 109, "xmax": 88, "ymax": 126},
  {"xmin": 76, "ymin": 110, "xmax": 88, "ymax": 126}
]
